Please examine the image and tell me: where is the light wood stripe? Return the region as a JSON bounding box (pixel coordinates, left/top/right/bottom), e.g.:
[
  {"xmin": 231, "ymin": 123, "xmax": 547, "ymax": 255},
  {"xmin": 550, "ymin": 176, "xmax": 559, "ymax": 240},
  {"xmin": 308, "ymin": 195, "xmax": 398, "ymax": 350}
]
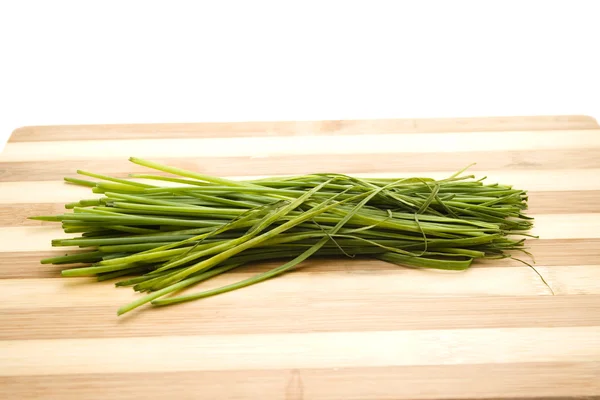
[
  {"xmin": 9, "ymin": 115, "xmax": 598, "ymax": 142},
  {"xmin": 3, "ymin": 148, "xmax": 600, "ymax": 182},
  {"xmin": 528, "ymin": 213, "xmax": 600, "ymax": 240},
  {"xmin": 3, "ymin": 130, "xmax": 600, "ymax": 162},
  {"xmin": 0, "ymin": 204, "xmax": 66, "ymax": 227},
  {"xmin": 0, "ymin": 226, "xmax": 75, "ymax": 252},
  {"xmin": 0, "ymin": 181, "xmax": 102, "ymax": 204},
  {"xmin": 2, "ymin": 327, "xmax": 599, "ymax": 376},
  {"xmin": 3, "ymin": 264, "xmax": 597, "ymax": 311},
  {"xmin": 3, "ymin": 190, "xmax": 600, "ymax": 228},
  {"xmin": 2, "ymin": 362, "xmax": 598, "ymax": 400},
  {"xmin": 526, "ymin": 191, "xmax": 600, "ymax": 214},
  {"xmin": 2, "ymin": 239, "xmax": 598, "ymax": 280},
  {"xmin": 2, "ymin": 213, "xmax": 595, "ymax": 253},
  {"xmin": 2, "ymin": 169, "xmax": 600, "ymax": 206}
]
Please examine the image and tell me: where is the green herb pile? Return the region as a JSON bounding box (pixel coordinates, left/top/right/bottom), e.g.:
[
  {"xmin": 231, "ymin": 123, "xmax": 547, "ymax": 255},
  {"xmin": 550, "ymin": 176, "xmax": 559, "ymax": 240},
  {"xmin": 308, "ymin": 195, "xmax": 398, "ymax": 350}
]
[{"xmin": 32, "ymin": 158, "xmax": 538, "ymax": 315}]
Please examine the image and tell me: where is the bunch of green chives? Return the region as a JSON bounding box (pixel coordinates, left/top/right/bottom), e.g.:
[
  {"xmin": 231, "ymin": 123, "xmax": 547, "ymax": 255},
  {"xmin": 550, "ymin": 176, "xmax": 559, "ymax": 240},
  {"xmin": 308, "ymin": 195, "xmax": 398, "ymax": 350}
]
[{"xmin": 32, "ymin": 158, "xmax": 539, "ymax": 315}]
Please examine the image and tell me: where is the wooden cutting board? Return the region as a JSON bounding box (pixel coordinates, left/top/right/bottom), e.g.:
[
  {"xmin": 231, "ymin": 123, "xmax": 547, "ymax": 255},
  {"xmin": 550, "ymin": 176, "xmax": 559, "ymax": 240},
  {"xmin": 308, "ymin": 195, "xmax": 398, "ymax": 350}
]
[{"xmin": 1, "ymin": 115, "xmax": 599, "ymax": 400}]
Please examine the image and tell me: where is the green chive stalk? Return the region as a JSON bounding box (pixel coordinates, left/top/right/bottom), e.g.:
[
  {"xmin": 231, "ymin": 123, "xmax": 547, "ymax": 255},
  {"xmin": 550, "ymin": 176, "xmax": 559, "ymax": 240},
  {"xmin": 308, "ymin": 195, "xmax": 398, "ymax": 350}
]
[{"xmin": 31, "ymin": 157, "xmax": 544, "ymax": 316}]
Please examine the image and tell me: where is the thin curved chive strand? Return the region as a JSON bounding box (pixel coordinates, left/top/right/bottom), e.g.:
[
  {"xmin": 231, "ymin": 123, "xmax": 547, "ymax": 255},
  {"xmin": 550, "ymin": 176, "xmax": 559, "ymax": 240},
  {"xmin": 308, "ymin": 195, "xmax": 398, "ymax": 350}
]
[
  {"xmin": 98, "ymin": 242, "xmax": 190, "ymax": 253},
  {"xmin": 95, "ymin": 181, "xmax": 149, "ymax": 192},
  {"xmin": 139, "ymin": 185, "xmax": 308, "ymax": 197},
  {"xmin": 129, "ymin": 157, "xmax": 257, "ymax": 188},
  {"xmin": 375, "ymin": 252, "xmax": 473, "ymax": 270},
  {"xmin": 151, "ymin": 253, "xmax": 317, "ymax": 307},
  {"xmin": 77, "ymin": 170, "xmax": 156, "ymax": 188},
  {"xmin": 62, "ymin": 226, "xmax": 106, "ymax": 234},
  {"xmin": 61, "ymin": 262, "xmax": 141, "ymax": 277},
  {"xmin": 97, "ymin": 265, "xmax": 152, "ymax": 281},
  {"xmin": 111, "ymin": 202, "xmax": 247, "ymax": 217},
  {"xmin": 104, "ymin": 226, "xmax": 160, "ymax": 234},
  {"xmin": 103, "ymin": 191, "xmax": 217, "ymax": 208},
  {"xmin": 129, "ymin": 173, "xmax": 213, "ymax": 186},
  {"xmin": 117, "ymin": 263, "xmax": 244, "ymax": 315},
  {"xmin": 59, "ymin": 213, "xmax": 224, "ymax": 228},
  {"xmin": 64, "ymin": 177, "xmax": 97, "ymax": 187}
]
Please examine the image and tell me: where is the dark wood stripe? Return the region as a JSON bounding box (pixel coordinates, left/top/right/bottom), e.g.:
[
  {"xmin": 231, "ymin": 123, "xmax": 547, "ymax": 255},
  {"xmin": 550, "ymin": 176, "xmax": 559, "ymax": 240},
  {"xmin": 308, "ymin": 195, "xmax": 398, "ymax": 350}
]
[
  {"xmin": 1, "ymin": 239, "xmax": 599, "ymax": 280},
  {"xmin": 9, "ymin": 115, "xmax": 598, "ymax": 142},
  {"xmin": 1, "ymin": 295, "xmax": 599, "ymax": 340},
  {"xmin": 0, "ymin": 362, "xmax": 597, "ymax": 400},
  {"xmin": 3, "ymin": 148, "xmax": 600, "ymax": 182}
]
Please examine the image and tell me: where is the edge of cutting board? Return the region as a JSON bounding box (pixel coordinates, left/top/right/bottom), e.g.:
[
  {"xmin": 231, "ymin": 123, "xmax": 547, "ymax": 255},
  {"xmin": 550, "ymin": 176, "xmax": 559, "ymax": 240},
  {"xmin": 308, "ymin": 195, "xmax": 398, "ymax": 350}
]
[{"xmin": 7, "ymin": 114, "xmax": 599, "ymax": 142}]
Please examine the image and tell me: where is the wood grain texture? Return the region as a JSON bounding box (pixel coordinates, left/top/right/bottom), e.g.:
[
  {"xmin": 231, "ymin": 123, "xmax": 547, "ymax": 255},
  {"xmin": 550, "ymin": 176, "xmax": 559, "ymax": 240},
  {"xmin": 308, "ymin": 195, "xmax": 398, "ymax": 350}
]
[
  {"xmin": 9, "ymin": 114, "xmax": 598, "ymax": 142},
  {"xmin": 1, "ymin": 116, "xmax": 599, "ymax": 399}
]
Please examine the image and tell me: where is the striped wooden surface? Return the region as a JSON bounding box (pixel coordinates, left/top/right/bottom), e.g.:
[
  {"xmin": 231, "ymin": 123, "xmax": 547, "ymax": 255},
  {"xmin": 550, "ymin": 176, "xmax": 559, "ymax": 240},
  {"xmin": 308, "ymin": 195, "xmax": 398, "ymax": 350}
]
[{"xmin": 1, "ymin": 115, "xmax": 599, "ymax": 400}]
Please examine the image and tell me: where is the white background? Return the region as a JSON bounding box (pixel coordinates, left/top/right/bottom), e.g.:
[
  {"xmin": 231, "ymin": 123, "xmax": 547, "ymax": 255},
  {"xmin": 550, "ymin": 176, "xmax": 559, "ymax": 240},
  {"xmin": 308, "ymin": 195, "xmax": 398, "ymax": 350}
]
[{"xmin": 0, "ymin": 1, "xmax": 598, "ymax": 151}]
